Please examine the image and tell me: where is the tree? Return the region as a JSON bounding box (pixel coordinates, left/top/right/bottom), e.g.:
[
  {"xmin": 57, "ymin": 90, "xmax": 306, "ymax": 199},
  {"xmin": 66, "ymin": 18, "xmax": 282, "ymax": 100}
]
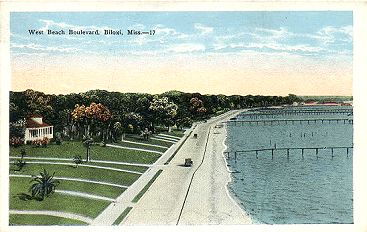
[
  {"xmin": 29, "ymin": 169, "xmax": 60, "ymax": 201},
  {"xmin": 149, "ymin": 96, "xmax": 178, "ymax": 132},
  {"xmin": 112, "ymin": 122, "xmax": 123, "ymax": 141},
  {"xmin": 83, "ymin": 137, "xmax": 93, "ymax": 162},
  {"xmin": 71, "ymin": 102, "xmax": 112, "ymax": 141},
  {"xmin": 190, "ymin": 97, "xmax": 207, "ymax": 119}
]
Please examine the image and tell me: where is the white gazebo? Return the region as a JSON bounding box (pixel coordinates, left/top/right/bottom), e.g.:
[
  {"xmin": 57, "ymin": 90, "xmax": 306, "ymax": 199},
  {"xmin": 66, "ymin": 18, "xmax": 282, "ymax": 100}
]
[{"xmin": 24, "ymin": 114, "xmax": 53, "ymax": 143}]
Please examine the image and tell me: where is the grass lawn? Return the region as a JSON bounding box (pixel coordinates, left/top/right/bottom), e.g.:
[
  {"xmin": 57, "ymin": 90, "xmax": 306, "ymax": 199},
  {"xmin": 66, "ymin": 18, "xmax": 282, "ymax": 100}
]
[
  {"xmin": 159, "ymin": 130, "xmax": 185, "ymax": 137},
  {"xmin": 123, "ymin": 135, "xmax": 173, "ymax": 148},
  {"xmin": 9, "ymin": 214, "xmax": 88, "ymax": 225},
  {"xmin": 10, "ymin": 178, "xmax": 109, "ymax": 218},
  {"xmin": 10, "ymin": 160, "xmax": 149, "ymax": 174},
  {"xmin": 114, "ymin": 141, "xmax": 167, "ymax": 152},
  {"xmin": 10, "ymin": 141, "xmax": 161, "ymax": 164},
  {"xmin": 88, "ymin": 162, "xmax": 149, "ymax": 173},
  {"xmin": 10, "ymin": 176, "xmax": 124, "ymax": 199},
  {"xmin": 10, "ymin": 163, "xmax": 141, "ymax": 186}
]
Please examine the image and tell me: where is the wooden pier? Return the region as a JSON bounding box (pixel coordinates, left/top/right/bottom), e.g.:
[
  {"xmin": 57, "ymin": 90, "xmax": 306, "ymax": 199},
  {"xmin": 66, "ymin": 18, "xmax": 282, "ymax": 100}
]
[
  {"xmin": 224, "ymin": 146, "xmax": 353, "ymax": 161},
  {"xmin": 241, "ymin": 109, "xmax": 353, "ymax": 118},
  {"xmin": 252, "ymin": 109, "xmax": 352, "ymax": 114},
  {"xmin": 226, "ymin": 118, "xmax": 353, "ymax": 126}
]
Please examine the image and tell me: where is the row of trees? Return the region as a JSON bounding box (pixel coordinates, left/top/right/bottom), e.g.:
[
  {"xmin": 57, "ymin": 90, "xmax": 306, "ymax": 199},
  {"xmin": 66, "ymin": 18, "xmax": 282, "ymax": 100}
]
[{"xmin": 10, "ymin": 89, "xmax": 301, "ymax": 142}]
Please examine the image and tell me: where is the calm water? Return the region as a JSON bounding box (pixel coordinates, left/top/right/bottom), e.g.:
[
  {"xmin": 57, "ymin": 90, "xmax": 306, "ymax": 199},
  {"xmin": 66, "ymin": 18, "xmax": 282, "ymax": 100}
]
[{"xmin": 226, "ymin": 106, "xmax": 353, "ymax": 224}]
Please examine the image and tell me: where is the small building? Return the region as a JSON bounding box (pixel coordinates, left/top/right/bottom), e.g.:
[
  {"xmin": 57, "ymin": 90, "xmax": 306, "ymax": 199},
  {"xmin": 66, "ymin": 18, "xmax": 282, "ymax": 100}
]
[{"xmin": 24, "ymin": 114, "xmax": 53, "ymax": 143}]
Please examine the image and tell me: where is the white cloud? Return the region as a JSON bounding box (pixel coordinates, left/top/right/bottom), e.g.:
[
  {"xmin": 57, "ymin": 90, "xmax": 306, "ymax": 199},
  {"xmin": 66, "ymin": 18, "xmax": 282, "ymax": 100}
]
[
  {"xmin": 255, "ymin": 27, "xmax": 290, "ymax": 40},
  {"xmin": 194, "ymin": 23, "xmax": 213, "ymax": 35},
  {"xmin": 154, "ymin": 24, "xmax": 188, "ymax": 39},
  {"xmin": 243, "ymin": 42, "xmax": 323, "ymax": 53},
  {"xmin": 11, "ymin": 42, "xmax": 80, "ymax": 53},
  {"xmin": 166, "ymin": 43, "xmax": 205, "ymax": 53}
]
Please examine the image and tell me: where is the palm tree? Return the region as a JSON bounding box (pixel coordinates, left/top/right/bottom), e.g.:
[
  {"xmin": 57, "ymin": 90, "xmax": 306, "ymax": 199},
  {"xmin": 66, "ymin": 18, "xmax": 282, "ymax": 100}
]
[
  {"xmin": 83, "ymin": 137, "xmax": 93, "ymax": 162},
  {"xmin": 29, "ymin": 169, "xmax": 60, "ymax": 200}
]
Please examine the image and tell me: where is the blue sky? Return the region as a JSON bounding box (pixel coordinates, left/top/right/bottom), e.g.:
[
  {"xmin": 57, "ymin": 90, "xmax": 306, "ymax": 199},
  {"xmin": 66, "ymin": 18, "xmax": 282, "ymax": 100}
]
[
  {"xmin": 10, "ymin": 12, "xmax": 353, "ymax": 96},
  {"xmin": 11, "ymin": 12, "xmax": 352, "ymax": 58}
]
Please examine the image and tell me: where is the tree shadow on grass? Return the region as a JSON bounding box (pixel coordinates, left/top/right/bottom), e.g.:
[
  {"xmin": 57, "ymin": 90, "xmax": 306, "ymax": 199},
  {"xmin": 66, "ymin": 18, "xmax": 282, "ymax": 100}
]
[
  {"xmin": 14, "ymin": 193, "xmax": 44, "ymax": 201},
  {"xmin": 15, "ymin": 193, "xmax": 33, "ymax": 201}
]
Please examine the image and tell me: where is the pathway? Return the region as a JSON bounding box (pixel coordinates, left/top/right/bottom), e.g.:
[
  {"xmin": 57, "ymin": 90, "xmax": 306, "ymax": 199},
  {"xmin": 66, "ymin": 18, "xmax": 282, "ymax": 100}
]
[
  {"xmin": 119, "ymin": 140, "xmax": 170, "ymax": 149},
  {"xmin": 55, "ymin": 190, "xmax": 115, "ymax": 202},
  {"xmin": 10, "ymin": 174, "xmax": 128, "ymax": 188},
  {"xmin": 9, "ymin": 156, "xmax": 152, "ymax": 167},
  {"xmin": 106, "ymin": 144, "xmax": 163, "ymax": 154},
  {"xmin": 10, "ymin": 161, "xmax": 144, "ymax": 174},
  {"xmin": 9, "ymin": 210, "xmax": 93, "ymax": 224}
]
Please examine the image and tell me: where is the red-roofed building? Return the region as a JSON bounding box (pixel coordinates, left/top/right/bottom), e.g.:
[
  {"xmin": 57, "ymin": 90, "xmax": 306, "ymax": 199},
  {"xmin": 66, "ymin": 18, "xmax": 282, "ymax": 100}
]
[{"xmin": 24, "ymin": 115, "xmax": 53, "ymax": 143}]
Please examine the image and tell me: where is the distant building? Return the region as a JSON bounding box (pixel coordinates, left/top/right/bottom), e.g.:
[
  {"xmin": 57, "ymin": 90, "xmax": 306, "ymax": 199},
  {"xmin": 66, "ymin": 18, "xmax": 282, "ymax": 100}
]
[
  {"xmin": 24, "ymin": 114, "xmax": 53, "ymax": 143},
  {"xmin": 320, "ymin": 102, "xmax": 341, "ymax": 106},
  {"xmin": 342, "ymin": 101, "xmax": 353, "ymax": 106},
  {"xmin": 303, "ymin": 101, "xmax": 318, "ymax": 106}
]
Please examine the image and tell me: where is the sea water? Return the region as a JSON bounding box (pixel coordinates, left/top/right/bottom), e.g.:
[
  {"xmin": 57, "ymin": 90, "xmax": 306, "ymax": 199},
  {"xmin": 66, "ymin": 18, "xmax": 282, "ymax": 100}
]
[{"xmin": 226, "ymin": 106, "xmax": 353, "ymax": 224}]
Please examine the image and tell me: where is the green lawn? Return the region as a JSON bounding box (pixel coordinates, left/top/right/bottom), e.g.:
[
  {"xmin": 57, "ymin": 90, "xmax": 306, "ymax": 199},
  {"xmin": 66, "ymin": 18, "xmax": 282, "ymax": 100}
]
[
  {"xmin": 10, "ymin": 176, "xmax": 124, "ymax": 199},
  {"xmin": 10, "ymin": 160, "xmax": 149, "ymax": 173},
  {"xmin": 10, "ymin": 141, "xmax": 161, "ymax": 164},
  {"xmin": 159, "ymin": 130, "xmax": 185, "ymax": 138},
  {"xmin": 10, "ymin": 178, "xmax": 109, "ymax": 218},
  {"xmin": 88, "ymin": 162, "xmax": 149, "ymax": 173},
  {"xmin": 114, "ymin": 141, "xmax": 167, "ymax": 153},
  {"xmin": 10, "ymin": 163, "xmax": 140, "ymax": 186},
  {"xmin": 123, "ymin": 135, "xmax": 173, "ymax": 147},
  {"xmin": 9, "ymin": 214, "xmax": 88, "ymax": 225}
]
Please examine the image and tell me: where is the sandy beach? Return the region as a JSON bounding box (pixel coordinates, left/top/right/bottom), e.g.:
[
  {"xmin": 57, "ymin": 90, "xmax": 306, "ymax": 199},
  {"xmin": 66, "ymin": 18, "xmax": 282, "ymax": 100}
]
[{"xmin": 123, "ymin": 110, "xmax": 252, "ymax": 225}]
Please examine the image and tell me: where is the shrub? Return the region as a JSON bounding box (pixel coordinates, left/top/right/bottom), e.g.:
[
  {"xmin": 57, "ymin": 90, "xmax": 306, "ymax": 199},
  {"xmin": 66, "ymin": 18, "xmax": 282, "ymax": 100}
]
[
  {"xmin": 73, "ymin": 155, "xmax": 83, "ymax": 167},
  {"xmin": 14, "ymin": 158, "xmax": 26, "ymax": 171},
  {"xmin": 9, "ymin": 137, "xmax": 24, "ymax": 147},
  {"xmin": 32, "ymin": 137, "xmax": 50, "ymax": 148}
]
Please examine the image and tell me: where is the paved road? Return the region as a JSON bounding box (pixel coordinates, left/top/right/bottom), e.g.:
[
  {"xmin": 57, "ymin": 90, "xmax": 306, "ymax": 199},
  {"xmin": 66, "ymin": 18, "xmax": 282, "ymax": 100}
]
[{"xmin": 123, "ymin": 110, "xmax": 247, "ymax": 225}]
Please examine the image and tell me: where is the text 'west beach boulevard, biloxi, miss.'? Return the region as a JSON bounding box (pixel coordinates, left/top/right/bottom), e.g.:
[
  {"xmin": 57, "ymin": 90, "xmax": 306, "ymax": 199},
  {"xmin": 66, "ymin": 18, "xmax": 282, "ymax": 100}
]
[{"xmin": 28, "ymin": 29, "xmax": 156, "ymax": 36}]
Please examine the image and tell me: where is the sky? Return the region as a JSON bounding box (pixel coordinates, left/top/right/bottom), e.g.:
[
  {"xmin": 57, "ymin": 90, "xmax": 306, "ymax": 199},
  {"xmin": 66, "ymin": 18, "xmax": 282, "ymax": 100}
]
[{"xmin": 10, "ymin": 12, "xmax": 353, "ymax": 96}]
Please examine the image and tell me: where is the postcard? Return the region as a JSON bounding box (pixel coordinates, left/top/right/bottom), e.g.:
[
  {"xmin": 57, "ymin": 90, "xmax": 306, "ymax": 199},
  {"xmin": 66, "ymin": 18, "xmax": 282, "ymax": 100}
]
[{"xmin": 1, "ymin": 1, "xmax": 367, "ymax": 232}]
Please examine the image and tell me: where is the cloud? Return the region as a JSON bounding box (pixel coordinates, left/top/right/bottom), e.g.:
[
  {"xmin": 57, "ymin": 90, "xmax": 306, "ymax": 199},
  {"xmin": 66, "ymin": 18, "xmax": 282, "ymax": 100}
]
[
  {"xmin": 194, "ymin": 23, "xmax": 213, "ymax": 35},
  {"xmin": 11, "ymin": 42, "xmax": 80, "ymax": 53},
  {"xmin": 314, "ymin": 25, "xmax": 353, "ymax": 45},
  {"xmin": 166, "ymin": 43, "xmax": 205, "ymax": 53},
  {"xmin": 154, "ymin": 24, "xmax": 188, "ymax": 39},
  {"xmin": 243, "ymin": 42, "xmax": 323, "ymax": 53}
]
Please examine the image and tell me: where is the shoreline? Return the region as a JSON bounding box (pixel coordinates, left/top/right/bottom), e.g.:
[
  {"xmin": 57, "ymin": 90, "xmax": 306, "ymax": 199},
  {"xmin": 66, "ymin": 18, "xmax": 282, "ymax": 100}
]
[
  {"xmin": 221, "ymin": 118, "xmax": 256, "ymax": 224},
  {"xmin": 220, "ymin": 112, "xmax": 254, "ymax": 224}
]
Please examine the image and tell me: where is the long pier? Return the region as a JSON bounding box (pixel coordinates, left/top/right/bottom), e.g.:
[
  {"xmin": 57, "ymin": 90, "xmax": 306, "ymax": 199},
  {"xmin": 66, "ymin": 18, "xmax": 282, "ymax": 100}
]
[
  {"xmin": 226, "ymin": 118, "xmax": 353, "ymax": 125},
  {"xmin": 224, "ymin": 146, "xmax": 353, "ymax": 160},
  {"xmin": 251, "ymin": 109, "xmax": 352, "ymax": 114}
]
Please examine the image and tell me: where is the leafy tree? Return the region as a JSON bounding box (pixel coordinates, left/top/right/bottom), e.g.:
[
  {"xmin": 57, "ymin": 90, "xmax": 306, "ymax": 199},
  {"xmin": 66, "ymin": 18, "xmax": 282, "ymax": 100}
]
[
  {"xmin": 71, "ymin": 102, "xmax": 112, "ymax": 140},
  {"xmin": 113, "ymin": 121, "xmax": 123, "ymax": 141},
  {"xmin": 149, "ymin": 96, "xmax": 178, "ymax": 132},
  {"xmin": 29, "ymin": 169, "xmax": 60, "ymax": 201}
]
